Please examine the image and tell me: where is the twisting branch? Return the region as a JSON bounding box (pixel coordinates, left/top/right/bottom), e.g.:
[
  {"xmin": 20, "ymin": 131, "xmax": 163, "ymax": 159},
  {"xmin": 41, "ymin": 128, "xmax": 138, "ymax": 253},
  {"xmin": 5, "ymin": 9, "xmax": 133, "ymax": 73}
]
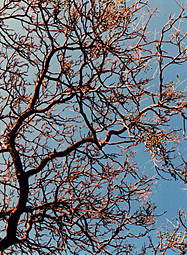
[{"xmin": 0, "ymin": 0, "xmax": 186, "ymax": 254}]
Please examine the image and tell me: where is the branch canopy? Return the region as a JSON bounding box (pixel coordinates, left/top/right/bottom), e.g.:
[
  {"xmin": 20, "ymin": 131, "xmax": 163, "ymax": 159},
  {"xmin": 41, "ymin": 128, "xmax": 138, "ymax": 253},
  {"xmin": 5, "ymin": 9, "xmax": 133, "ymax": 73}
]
[{"xmin": 0, "ymin": 0, "xmax": 186, "ymax": 254}]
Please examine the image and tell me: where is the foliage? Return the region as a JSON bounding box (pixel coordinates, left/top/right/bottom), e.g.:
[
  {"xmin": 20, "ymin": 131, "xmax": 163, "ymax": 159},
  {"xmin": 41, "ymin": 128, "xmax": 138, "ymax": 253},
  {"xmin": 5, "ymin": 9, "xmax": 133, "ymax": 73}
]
[{"xmin": 0, "ymin": 0, "xmax": 186, "ymax": 254}]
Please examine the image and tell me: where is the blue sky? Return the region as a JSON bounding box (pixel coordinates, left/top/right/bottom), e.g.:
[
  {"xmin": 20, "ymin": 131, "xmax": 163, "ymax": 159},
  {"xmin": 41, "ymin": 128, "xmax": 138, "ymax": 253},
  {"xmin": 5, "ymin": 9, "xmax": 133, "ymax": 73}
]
[
  {"xmin": 0, "ymin": 0, "xmax": 186, "ymax": 253},
  {"xmin": 121, "ymin": 2, "xmax": 187, "ymax": 252},
  {"xmin": 138, "ymin": 0, "xmax": 187, "ymax": 242}
]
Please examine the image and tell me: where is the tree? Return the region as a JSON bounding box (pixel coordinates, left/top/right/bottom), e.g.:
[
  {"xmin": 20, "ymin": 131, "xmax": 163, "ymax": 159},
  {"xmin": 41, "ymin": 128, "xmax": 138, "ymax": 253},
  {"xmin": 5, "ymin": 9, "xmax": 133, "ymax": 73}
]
[{"xmin": 0, "ymin": 0, "xmax": 186, "ymax": 254}]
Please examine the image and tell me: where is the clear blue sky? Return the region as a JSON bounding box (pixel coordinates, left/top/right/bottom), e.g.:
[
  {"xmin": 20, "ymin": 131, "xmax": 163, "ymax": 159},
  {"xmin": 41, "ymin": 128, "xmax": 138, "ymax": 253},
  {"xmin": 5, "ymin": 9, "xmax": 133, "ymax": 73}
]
[
  {"xmin": 139, "ymin": 0, "xmax": 187, "ymax": 241},
  {"xmin": 0, "ymin": 0, "xmax": 186, "ymax": 253},
  {"xmin": 125, "ymin": 1, "xmax": 187, "ymax": 252}
]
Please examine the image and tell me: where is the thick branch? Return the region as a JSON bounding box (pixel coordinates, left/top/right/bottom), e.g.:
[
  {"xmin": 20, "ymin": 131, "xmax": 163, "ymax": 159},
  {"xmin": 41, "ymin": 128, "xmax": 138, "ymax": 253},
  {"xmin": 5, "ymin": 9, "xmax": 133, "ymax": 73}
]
[
  {"xmin": 0, "ymin": 143, "xmax": 29, "ymax": 251},
  {"xmin": 27, "ymin": 136, "xmax": 95, "ymax": 177}
]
